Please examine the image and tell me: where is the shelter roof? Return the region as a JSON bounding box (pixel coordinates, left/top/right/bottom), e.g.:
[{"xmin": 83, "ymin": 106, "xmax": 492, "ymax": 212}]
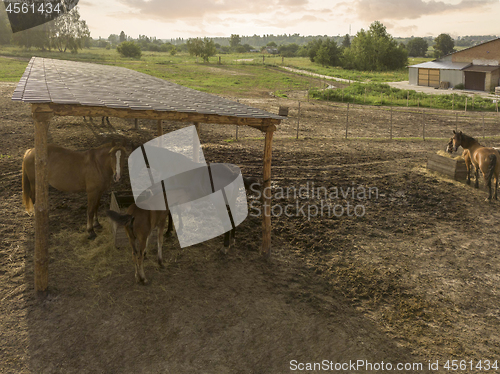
[
  {"xmin": 408, "ymin": 61, "xmax": 471, "ymax": 70},
  {"xmin": 12, "ymin": 57, "xmax": 283, "ymax": 123}
]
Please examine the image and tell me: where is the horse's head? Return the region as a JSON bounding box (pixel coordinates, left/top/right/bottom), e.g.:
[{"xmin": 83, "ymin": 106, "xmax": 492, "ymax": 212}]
[
  {"xmin": 452, "ymin": 130, "xmax": 463, "ymax": 153},
  {"xmin": 109, "ymin": 145, "xmax": 127, "ymax": 183}
]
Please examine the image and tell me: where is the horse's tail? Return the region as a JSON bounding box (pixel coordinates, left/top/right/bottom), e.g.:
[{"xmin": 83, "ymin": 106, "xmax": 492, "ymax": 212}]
[
  {"xmin": 106, "ymin": 210, "xmax": 134, "ymax": 227},
  {"xmin": 486, "ymin": 154, "xmax": 497, "ymax": 186},
  {"xmin": 22, "ymin": 150, "xmax": 34, "ymax": 214}
]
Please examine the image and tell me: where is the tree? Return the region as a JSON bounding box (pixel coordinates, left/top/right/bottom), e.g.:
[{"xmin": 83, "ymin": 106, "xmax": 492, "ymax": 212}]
[
  {"xmin": 407, "ymin": 37, "xmax": 428, "ymax": 57},
  {"xmin": 341, "ymin": 21, "xmax": 407, "ymax": 71},
  {"xmin": 119, "ymin": 31, "xmax": 126, "ymax": 43},
  {"xmin": 108, "ymin": 34, "xmax": 119, "ymax": 46},
  {"xmin": 315, "ymin": 38, "xmax": 340, "ymax": 66},
  {"xmin": 434, "ymin": 33, "xmax": 454, "ymax": 58},
  {"xmin": 306, "ymin": 38, "xmax": 323, "ymax": 62},
  {"xmin": 0, "ymin": 6, "xmax": 12, "ymax": 44},
  {"xmin": 186, "ymin": 37, "xmax": 204, "ymax": 57},
  {"xmin": 187, "ymin": 37, "xmax": 216, "ymax": 62},
  {"xmin": 229, "ymin": 34, "xmax": 241, "ymax": 49},
  {"xmin": 200, "ymin": 37, "xmax": 216, "ymax": 62},
  {"xmin": 278, "ymin": 43, "xmax": 299, "ymax": 57},
  {"xmin": 50, "ymin": 7, "xmax": 90, "ymax": 53},
  {"xmin": 341, "ymin": 34, "xmax": 351, "ymax": 48},
  {"xmin": 117, "ymin": 41, "xmax": 142, "ymax": 58}
]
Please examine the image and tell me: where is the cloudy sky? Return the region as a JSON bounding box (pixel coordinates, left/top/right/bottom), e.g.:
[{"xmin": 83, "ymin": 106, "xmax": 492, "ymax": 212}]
[{"xmin": 79, "ymin": 0, "xmax": 500, "ymax": 40}]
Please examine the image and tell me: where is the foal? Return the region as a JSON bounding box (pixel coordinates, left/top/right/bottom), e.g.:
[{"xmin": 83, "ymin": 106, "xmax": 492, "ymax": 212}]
[
  {"xmin": 446, "ymin": 137, "xmax": 475, "ymax": 186},
  {"xmin": 451, "ymin": 131, "xmax": 500, "ymax": 200},
  {"xmin": 107, "ymin": 205, "xmax": 168, "ymax": 284}
]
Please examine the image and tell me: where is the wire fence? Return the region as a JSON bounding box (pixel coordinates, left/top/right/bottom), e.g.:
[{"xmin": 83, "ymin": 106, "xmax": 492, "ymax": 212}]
[{"xmin": 232, "ymin": 98, "xmax": 500, "ymax": 142}]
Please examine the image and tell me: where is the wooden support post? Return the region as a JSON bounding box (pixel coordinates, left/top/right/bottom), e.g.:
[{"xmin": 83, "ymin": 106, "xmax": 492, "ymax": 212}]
[
  {"xmin": 32, "ymin": 106, "xmax": 53, "ymax": 297},
  {"xmin": 157, "ymin": 120, "xmax": 163, "ymax": 137},
  {"xmin": 346, "ymin": 103, "xmax": 349, "ymax": 140},
  {"xmin": 193, "ymin": 122, "xmax": 200, "ymax": 162},
  {"xmin": 296, "ymin": 101, "xmax": 301, "ymax": 140},
  {"xmin": 262, "ymin": 127, "xmax": 275, "ymax": 259}
]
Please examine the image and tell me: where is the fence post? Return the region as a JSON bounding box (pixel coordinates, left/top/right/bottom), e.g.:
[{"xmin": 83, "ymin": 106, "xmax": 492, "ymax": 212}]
[
  {"xmin": 296, "ymin": 101, "xmax": 301, "ymax": 140},
  {"xmin": 482, "ymin": 113, "xmax": 485, "ymax": 139},
  {"xmin": 134, "ymin": 118, "xmax": 138, "ymax": 129},
  {"xmin": 407, "ymin": 91, "xmax": 409, "ymax": 107},
  {"xmin": 390, "ymin": 106, "xmax": 393, "ymax": 140},
  {"xmin": 422, "ymin": 110, "xmax": 425, "ymax": 141},
  {"xmin": 452, "ymin": 93, "xmax": 455, "ymax": 111},
  {"xmin": 417, "ymin": 98, "xmax": 420, "ymax": 108},
  {"xmin": 364, "ymin": 87, "xmax": 367, "ymax": 104},
  {"xmin": 456, "ymin": 112, "xmax": 458, "ymax": 132},
  {"xmin": 346, "ymin": 103, "xmax": 349, "ymax": 140},
  {"xmin": 465, "ymin": 97, "xmax": 467, "ymax": 112},
  {"xmin": 472, "ymin": 96, "xmax": 475, "ymax": 110}
]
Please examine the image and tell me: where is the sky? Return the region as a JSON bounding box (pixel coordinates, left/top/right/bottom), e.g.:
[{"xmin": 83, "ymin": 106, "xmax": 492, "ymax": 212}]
[{"xmin": 78, "ymin": 0, "xmax": 500, "ymax": 40}]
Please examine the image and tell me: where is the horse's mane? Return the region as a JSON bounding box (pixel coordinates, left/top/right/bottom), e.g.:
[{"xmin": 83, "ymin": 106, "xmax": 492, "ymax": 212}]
[{"xmin": 461, "ymin": 133, "xmax": 479, "ymax": 145}]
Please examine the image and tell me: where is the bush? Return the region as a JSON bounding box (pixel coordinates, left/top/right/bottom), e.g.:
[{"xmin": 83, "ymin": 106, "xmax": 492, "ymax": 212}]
[
  {"xmin": 116, "ymin": 41, "xmax": 142, "ymax": 58},
  {"xmin": 454, "ymin": 83, "xmax": 464, "ymax": 90}
]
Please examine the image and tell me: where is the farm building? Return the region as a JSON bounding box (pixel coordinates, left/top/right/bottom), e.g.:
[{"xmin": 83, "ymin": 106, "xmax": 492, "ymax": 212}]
[{"xmin": 409, "ymin": 37, "xmax": 500, "ymax": 92}]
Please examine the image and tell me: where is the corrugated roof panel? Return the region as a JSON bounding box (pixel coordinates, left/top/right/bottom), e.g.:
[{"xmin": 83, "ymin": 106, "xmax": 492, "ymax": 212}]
[
  {"xmin": 462, "ymin": 65, "xmax": 500, "ymax": 72},
  {"xmin": 12, "ymin": 57, "xmax": 284, "ymax": 121},
  {"xmin": 409, "ymin": 61, "xmax": 471, "ymax": 70}
]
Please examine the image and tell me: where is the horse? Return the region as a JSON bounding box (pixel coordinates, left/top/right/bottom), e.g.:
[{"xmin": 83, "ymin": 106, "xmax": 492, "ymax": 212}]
[
  {"xmin": 446, "ymin": 137, "xmax": 475, "ymax": 186},
  {"xmin": 106, "ymin": 175, "xmax": 259, "ymax": 284},
  {"xmin": 83, "ymin": 116, "xmax": 111, "ymax": 125},
  {"xmin": 451, "ymin": 131, "xmax": 500, "ymax": 201},
  {"xmin": 107, "ymin": 205, "xmax": 168, "ymax": 284},
  {"xmin": 22, "ymin": 142, "xmax": 127, "ymax": 239}
]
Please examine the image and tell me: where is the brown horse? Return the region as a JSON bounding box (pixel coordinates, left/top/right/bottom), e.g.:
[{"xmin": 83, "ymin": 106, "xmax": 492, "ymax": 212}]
[
  {"xmin": 451, "ymin": 131, "xmax": 500, "ymax": 200},
  {"xmin": 107, "ymin": 206, "xmax": 168, "ymax": 284},
  {"xmin": 22, "ymin": 142, "xmax": 127, "ymax": 238},
  {"xmin": 446, "ymin": 137, "xmax": 475, "ymax": 186}
]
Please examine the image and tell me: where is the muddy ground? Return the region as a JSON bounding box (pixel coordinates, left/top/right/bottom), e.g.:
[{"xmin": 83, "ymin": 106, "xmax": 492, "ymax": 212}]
[{"xmin": 2, "ymin": 81, "xmax": 500, "ymax": 373}]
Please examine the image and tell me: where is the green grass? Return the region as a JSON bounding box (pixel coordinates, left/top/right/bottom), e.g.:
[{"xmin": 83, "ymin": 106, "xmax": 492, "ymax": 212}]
[
  {"xmin": 0, "ymin": 57, "xmax": 29, "ymax": 81},
  {"xmin": 312, "ymin": 82, "xmax": 499, "ymax": 112},
  {"xmin": 0, "ymin": 47, "xmax": 315, "ymax": 96}
]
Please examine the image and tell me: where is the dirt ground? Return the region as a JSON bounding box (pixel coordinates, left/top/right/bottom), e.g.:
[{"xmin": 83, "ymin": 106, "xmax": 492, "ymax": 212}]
[{"xmin": 2, "ymin": 80, "xmax": 500, "ymax": 374}]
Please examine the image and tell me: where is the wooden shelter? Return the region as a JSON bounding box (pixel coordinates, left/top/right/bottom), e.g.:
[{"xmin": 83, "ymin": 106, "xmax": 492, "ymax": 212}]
[{"xmin": 13, "ymin": 57, "xmax": 283, "ymax": 296}]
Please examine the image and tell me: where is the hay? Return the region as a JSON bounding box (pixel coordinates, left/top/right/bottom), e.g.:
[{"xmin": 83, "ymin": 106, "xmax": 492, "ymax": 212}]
[
  {"xmin": 436, "ymin": 150, "xmax": 463, "ymax": 161},
  {"xmin": 52, "ymin": 221, "xmax": 129, "ymax": 281}
]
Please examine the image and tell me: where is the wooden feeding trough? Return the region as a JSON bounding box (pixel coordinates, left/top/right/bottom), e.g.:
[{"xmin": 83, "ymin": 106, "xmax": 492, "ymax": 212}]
[
  {"xmin": 427, "ymin": 153, "xmax": 467, "ymax": 180},
  {"xmin": 109, "ymin": 191, "xmax": 157, "ymax": 248}
]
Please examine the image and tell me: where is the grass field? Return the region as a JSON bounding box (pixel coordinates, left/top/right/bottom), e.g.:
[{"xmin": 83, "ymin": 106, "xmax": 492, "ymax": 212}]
[{"xmin": 0, "ymin": 46, "xmax": 431, "ymax": 91}]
